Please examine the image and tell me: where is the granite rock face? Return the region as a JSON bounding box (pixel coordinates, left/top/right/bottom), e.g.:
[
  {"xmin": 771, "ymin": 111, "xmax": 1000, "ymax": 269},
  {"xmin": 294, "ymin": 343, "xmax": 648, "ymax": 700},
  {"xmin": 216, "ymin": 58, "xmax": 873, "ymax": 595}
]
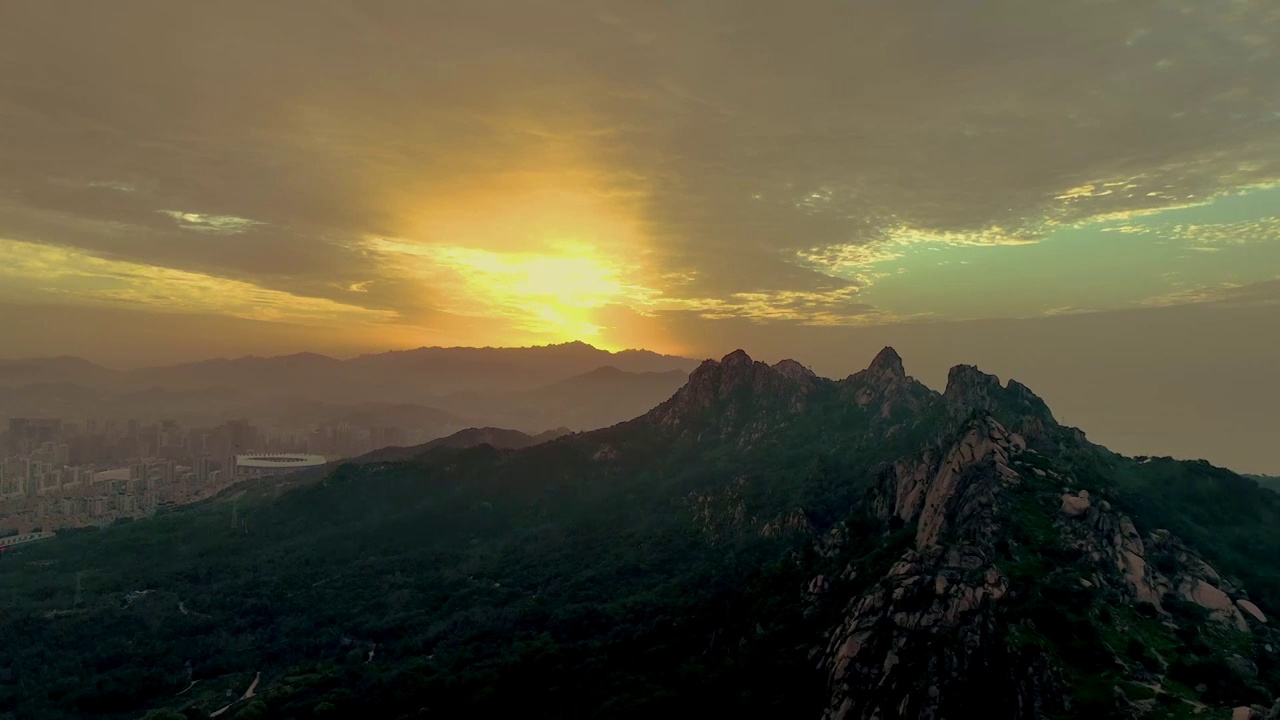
[
  {"xmin": 820, "ymin": 407, "xmax": 1274, "ymax": 719},
  {"xmin": 823, "ymin": 417, "xmax": 1058, "ymax": 719},
  {"xmin": 645, "ymin": 349, "xmax": 818, "ymax": 442},
  {"xmin": 645, "ymin": 347, "xmax": 1275, "ymax": 719}
]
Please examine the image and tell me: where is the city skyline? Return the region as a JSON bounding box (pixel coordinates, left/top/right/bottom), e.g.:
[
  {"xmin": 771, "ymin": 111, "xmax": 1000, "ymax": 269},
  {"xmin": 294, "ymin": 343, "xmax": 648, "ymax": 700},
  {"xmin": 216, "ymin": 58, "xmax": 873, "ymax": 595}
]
[{"xmin": 0, "ymin": 413, "xmax": 395, "ymax": 534}]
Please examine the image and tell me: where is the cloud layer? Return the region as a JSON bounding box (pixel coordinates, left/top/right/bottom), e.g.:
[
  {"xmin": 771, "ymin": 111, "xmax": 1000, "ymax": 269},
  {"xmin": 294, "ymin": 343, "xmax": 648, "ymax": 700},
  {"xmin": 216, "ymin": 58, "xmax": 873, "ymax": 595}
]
[{"xmin": 1, "ymin": 0, "xmax": 1278, "ymax": 350}]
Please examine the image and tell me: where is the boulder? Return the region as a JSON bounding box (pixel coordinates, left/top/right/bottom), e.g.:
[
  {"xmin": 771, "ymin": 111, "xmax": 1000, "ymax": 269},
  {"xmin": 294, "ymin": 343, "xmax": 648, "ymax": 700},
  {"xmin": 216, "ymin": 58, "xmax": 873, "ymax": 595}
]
[
  {"xmin": 1238, "ymin": 599, "xmax": 1268, "ymax": 624},
  {"xmin": 809, "ymin": 575, "xmax": 831, "ymax": 595},
  {"xmin": 1114, "ymin": 517, "xmax": 1163, "ymax": 609},
  {"xmin": 1182, "ymin": 579, "xmax": 1251, "ymax": 631},
  {"xmin": 1060, "ymin": 490, "xmax": 1091, "ymax": 517},
  {"xmin": 1187, "ymin": 579, "xmax": 1234, "ymax": 613}
]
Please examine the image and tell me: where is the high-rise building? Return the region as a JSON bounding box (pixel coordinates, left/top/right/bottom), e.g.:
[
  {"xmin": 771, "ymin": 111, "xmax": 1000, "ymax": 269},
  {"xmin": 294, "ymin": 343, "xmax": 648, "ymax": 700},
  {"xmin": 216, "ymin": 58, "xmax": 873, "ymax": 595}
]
[
  {"xmin": 370, "ymin": 426, "xmax": 408, "ymax": 449},
  {"xmin": 23, "ymin": 459, "xmax": 40, "ymax": 497},
  {"xmin": 193, "ymin": 455, "xmax": 212, "ymax": 484},
  {"xmin": 225, "ymin": 419, "xmax": 253, "ymax": 453},
  {"xmin": 7, "ymin": 418, "xmax": 62, "ymax": 455},
  {"xmin": 131, "ymin": 461, "xmax": 151, "ymax": 492}
]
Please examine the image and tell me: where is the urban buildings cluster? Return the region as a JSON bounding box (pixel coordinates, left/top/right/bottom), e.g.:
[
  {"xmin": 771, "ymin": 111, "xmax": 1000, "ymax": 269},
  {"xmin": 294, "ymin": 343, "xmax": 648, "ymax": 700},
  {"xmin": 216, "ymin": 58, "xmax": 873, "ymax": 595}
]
[{"xmin": 0, "ymin": 416, "xmax": 415, "ymax": 534}]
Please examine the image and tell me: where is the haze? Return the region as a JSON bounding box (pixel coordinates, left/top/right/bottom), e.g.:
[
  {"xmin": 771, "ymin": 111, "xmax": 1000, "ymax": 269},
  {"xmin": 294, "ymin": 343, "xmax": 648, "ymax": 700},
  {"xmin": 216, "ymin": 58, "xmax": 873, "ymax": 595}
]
[{"xmin": 1, "ymin": 1, "xmax": 1278, "ymax": 473}]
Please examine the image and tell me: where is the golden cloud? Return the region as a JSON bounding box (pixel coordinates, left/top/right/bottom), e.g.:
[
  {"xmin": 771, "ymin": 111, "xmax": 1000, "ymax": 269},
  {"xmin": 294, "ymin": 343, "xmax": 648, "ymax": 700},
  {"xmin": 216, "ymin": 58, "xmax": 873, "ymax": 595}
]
[{"xmin": 0, "ymin": 238, "xmax": 397, "ymax": 326}]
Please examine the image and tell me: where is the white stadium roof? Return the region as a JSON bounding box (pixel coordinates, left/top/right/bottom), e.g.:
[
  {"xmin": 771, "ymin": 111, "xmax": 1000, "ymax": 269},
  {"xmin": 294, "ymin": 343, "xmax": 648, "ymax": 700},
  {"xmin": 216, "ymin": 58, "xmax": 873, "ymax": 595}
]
[{"xmin": 234, "ymin": 453, "xmax": 327, "ymax": 469}]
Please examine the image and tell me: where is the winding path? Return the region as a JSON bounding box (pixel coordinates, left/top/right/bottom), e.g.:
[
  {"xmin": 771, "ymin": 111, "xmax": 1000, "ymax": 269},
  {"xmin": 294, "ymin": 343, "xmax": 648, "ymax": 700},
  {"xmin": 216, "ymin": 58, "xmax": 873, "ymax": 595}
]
[{"xmin": 209, "ymin": 671, "xmax": 260, "ymax": 717}]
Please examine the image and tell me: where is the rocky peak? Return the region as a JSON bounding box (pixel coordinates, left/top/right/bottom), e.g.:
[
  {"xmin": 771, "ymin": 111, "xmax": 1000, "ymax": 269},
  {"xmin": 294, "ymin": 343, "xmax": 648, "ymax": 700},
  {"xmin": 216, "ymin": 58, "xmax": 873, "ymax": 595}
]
[
  {"xmin": 943, "ymin": 364, "xmax": 1003, "ymax": 407},
  {"xmin": 841, "ymin": 346, "xmax": 930, "ymax": 420},
  {"xmin": 823, "ymin": 407, "xmax": 1277, "ymax": 720},
  {"xmin": 772, "ymin": 358, "xmax": 816, "ymax": 381},
  {"xmin": 644, "ymin": 349, "xmax": 815, "ymax": 433},
  {"xmin": 824, "ymin": 415, "xmax": 1051, "ymax": 720},
  {"xmin": 867, "ymin": 346, "xmax": 906, "ymax": 381},
  {"xmin": 943, "ymin": 365, "xmax": 1059, "ymax": 439},
  {"xmin": 874, "ymin": 415, "xmax": 1026, "ymax": 549}
]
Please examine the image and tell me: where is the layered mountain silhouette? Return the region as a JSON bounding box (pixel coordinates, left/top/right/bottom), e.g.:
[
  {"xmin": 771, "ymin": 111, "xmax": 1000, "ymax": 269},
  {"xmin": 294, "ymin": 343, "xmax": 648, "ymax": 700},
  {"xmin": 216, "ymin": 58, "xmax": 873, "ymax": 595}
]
[
  {"xmin": 437, "ymin": 366, "xmax": 691, "ymax": 433},
  {"xmin": 0, "ymin": 342, "xmax": 695, "ymax": 395},
  {"xmin": 0, "ymin": 342, "xmax": 696, "ymax": 435},
  {"xmin": 1247, "ymin": 474, "xmax": 1280, "ymax": 494},
  {"xmin": 3, "ymin": 349, "xmax": 1279, "ymax": 719},
  {"xmin": 356, "ymin": 426, "xmax": 574, "ymax": 464}
]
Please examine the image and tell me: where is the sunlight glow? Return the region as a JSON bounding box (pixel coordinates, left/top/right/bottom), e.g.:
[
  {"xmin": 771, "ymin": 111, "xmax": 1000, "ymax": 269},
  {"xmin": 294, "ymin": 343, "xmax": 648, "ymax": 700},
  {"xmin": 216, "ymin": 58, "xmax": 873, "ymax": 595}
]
[{"xmin": 370, "ymin": 237, "xmax": 659, "ymax": 348}]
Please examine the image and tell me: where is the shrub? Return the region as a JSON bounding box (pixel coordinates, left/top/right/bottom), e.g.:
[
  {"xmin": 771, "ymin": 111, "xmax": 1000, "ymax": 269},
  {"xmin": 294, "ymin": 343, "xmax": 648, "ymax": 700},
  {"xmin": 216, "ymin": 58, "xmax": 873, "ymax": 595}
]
[{"xmin": 1121, "ymin": 682, "xmax": 1157, "ymax": 701}]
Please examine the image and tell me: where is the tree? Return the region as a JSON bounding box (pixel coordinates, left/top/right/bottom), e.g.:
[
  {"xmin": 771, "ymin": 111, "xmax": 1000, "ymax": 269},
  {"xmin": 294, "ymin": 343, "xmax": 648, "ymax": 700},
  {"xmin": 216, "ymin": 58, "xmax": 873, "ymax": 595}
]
[{"xmin": 233, "ymin": 701, "xmax": 267, "ymax": 720}]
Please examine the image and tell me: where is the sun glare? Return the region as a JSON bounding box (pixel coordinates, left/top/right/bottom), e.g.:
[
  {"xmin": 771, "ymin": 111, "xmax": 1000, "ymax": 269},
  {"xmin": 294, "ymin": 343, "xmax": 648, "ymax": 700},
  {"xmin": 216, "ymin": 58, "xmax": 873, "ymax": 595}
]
[
  {"xmin": 370, "ymin": 164, "xmax": 662, "ymax": 349},
  {"xmin": 428, "ymin": 243, "xmax": 653, "ymax": 345},
  {"xmin": 369, "ymin": 232, "xmax": 657, "ymax": 349}
]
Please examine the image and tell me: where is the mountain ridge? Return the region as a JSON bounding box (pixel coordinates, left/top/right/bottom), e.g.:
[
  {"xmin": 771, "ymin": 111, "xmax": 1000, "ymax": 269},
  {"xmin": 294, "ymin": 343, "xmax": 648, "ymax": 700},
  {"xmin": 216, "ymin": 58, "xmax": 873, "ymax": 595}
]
[
  {"xmin": 2, "ymin": 346, "xmax": 1277, "ymax": 719},
  {"xmin": 0, "ymin": 343, "xmax": 698, "ymax": 437}
]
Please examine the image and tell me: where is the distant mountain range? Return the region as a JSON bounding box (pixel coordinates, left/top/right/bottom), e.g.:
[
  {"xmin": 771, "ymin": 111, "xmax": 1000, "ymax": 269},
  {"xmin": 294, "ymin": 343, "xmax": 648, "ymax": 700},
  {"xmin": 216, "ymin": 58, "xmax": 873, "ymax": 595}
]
[
  {"xmin": 434, "ymin": 366, "xmax": 691, "ymax": 433},
  {"xmin": 232, "ymin": 426, "xmax": 577, "ymax": 501},
  {"xmin": 0, "ymin": 342, "xmax": 694, "ymax": 394},
  {"xmin": 355, "ymin": 426, "xmax": 574, "ymax": 464},
  {"xmin": 0, "ymin": 342, "xmax": 698, "ymax": 436},
  {"xmin": 1247, "ymin": 474, "xmax": 1280, "ymax": 493}
]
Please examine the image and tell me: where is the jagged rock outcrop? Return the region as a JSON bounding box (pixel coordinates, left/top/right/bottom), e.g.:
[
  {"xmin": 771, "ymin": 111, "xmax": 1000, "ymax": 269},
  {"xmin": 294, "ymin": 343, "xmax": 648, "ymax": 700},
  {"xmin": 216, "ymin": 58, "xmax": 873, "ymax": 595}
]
[
  {"xmin": 1115, "ymin": 515, "xmax": 1164, "ymax": 611},
  {"xmin": 825, "ymin": 417, "xmax": 1051, "ymax": 719},
  {"xmin": 760, "ymin": 509, "xmax": 812, "ymax": 538},
  {"xmin": 821, "ymin": 543, "xmax": 1059, "ymax": 719},
  {"xmin": 1052, "ymin": 489, "xmax": 1273, "ymax": 634},
  {"xmin": 645, "ymin": 349, "xmax": 817, "ymax": 441},
  {"xmin": 873, "ymin": 417, "xmax": 1024, "ymax": 548},
  {"xmin": 862, "ymin": 346, "xmax": 907, "ymax": 386},
  {"xmin": 1145, "ymin": 530, "xmax": 1257, "ymax": 631},
  {"xmin": 651, "ymin": 346, "xmax": 1274, "ymax": 719},
  {"xmin": 940, "ymin": 364, "xmax": 1078, "ymax": 451},
  {"xmin": 824, "ymin": 401, "xmax": 1274, "ymax": 718},
  {"xmin": 840, "ymin": 346, "xmax": 932, "ymax": 421},
  {"xmin": 914, "ymin": 419, "xmax": 1024, "ymax": 549},
  {"xmin": 1053, "ymin": 484, "xmax": 1168, "ymax": 609},
  {"xmin": 942, "ymin": 365, "xmax": 1005, "ymax": 412},
  {"xmin": 774, "ymin": 358, "xmax": 817, "ymax": 382}
]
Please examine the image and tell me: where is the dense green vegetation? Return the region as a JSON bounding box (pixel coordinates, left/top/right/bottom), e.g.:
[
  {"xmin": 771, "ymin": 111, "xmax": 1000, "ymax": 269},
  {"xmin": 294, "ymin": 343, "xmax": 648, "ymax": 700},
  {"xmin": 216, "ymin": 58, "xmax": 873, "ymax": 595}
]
[
  {"xmin": 0, "ymin": 381, "xmax": 924, "ymax": 719},
  {"xmin": 993, "ymin": 452, "xmax": 1278, "ymax": 718},
  {"xmin": 1118, "ymin": 458, "xmax": 1280, "ymax": 610},
  {"xmin": 2, "ymin": 364, "xmax": 1277, "ymax": 719}
]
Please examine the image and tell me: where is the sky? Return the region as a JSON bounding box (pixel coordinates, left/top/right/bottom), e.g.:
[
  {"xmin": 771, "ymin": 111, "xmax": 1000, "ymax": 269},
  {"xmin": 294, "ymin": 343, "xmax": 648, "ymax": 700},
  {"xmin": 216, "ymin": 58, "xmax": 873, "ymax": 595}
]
[{"xmin": 1, "ymin": 1, "xmax": 1279, "ymax": 471}]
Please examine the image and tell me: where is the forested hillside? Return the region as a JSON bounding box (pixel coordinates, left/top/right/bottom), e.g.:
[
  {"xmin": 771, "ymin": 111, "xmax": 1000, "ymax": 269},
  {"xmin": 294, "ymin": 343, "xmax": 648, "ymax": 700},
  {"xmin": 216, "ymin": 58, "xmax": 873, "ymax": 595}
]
[{"xmin": 2, "ymin": 350, "xmax": 1277, "ymax": 720}]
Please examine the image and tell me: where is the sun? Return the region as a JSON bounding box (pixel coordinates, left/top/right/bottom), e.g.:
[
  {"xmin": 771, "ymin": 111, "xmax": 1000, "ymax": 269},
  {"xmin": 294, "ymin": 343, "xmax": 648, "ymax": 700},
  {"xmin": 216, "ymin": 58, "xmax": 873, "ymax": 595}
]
[
  {"xmin": 427, "ymin": 242, "xmax": 654, "ymax": 346},
  {"xmin": 369, "ymin": 235, "xmax": 657, "ymax": 349},
  {"xmin": 371, "ymin": 160, "xmax": 664, "ymax": 349}
]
